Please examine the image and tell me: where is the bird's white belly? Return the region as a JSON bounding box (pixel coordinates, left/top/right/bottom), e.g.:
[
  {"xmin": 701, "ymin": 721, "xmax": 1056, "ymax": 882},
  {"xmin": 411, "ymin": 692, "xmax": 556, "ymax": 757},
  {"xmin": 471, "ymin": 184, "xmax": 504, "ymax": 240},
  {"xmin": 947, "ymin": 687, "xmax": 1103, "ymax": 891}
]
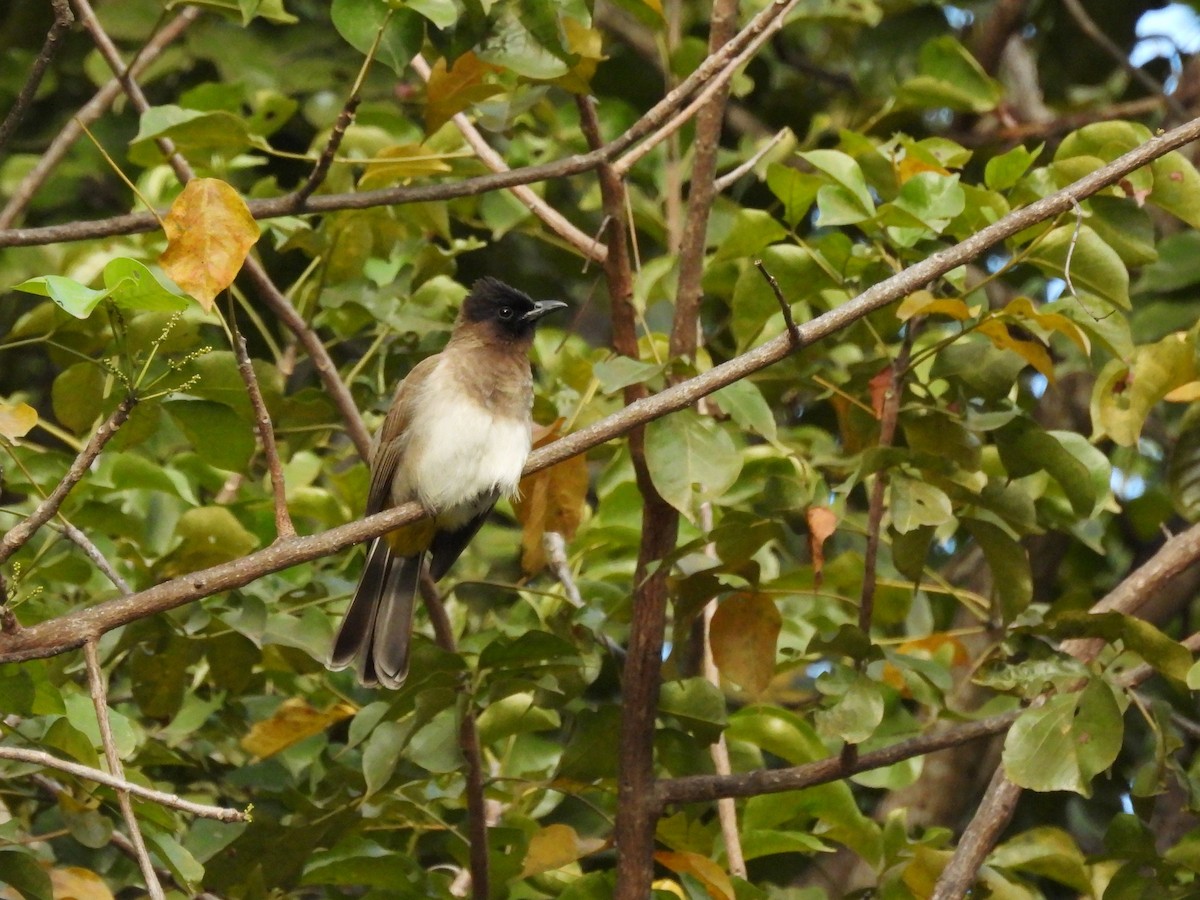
[{"xmin": 396, "ymin": 364, "xmax": 532, "ymax": 516}]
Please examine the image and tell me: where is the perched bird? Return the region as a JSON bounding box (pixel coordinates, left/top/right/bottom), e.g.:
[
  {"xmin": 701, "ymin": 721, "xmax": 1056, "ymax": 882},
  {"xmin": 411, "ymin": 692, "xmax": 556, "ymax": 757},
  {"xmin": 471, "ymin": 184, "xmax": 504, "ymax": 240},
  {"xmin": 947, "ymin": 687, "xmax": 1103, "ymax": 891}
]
[{"xmin": 330, "ymin": 278, "xmax": 567, "ymax": 688}]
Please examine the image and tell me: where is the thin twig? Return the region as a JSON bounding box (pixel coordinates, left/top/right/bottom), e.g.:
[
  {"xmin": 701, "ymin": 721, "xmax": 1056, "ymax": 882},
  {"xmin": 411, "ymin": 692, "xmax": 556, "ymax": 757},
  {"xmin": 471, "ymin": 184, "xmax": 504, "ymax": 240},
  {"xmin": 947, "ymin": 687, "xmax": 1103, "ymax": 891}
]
[
  {"xmin": 712, "ymin": 128, "xmax": 788, "ymax": 193},
  {"xmin": 1061, "ymin": 0, "xmax": 1189, "ymax": 120},
  {"xmin": 700, "ymin": 506, "xmax": 746, "ymax": 878},
  {"xmin": 0, "ymin": 0, "xmax": 74, "ymax": 154},
  {"xmin": 411, "ymin": 55, "xmax": 606, "ymax": 263},
  {"xmin": 754, "ymin": 260, "xmax": 802, "ymax": 346},
  {"xmin": 612, "ymin": 0, "xmax": 797, "ymax": 180},
  {"xmin": 84, "ymin": 639, "xmax": 164, "ymax": 899},
  {"xmin": 241, "ymin": 259, "xmax": 372, "ymax": 461},
  {"xmin": 56, "ymin": 522, "xmax": 132, "ymax": 594},
  {"xmin": 5, "ymin": 122, "xmax": 1200, "ymax": 662},
  {"xmin": 292, "ymin": 96, "xmax": 360, "ymax": 207},
  {"xmin": 0, "ymin": 743, "xmax": 247, "ymax": 821},
  {"xmin": 420, "ymin": 574, "xmax": 489, "ymax": 900},
  {"xmin": 0, "ymin": 7, "xmax": 200, "ymax": 229},
  {"xmin": 0, "ymin": 395, "xmax": 136, "ymax": 565},
  {"xmin": 231, "ymin": 326, "xmax": 295, "ymax": 539}
]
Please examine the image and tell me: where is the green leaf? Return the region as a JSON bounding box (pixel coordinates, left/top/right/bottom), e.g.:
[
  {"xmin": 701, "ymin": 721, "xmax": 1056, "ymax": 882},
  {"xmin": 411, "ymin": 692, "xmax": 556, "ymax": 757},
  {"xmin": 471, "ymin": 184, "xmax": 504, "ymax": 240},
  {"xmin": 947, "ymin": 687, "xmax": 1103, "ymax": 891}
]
[
  {"xmin": 1091, "ymin": 331, "xmax": 1197, "ymax": 446},
  {"xmin": 1003, "ymin": 680, "xmax": 1123, "ymax": 796},
  {"xmin": 659, "ymin": 678, "xmax": 727, "ymax": 743},
  {"xmin": 165, "ymin": 400, "xmax": 256, "ymax": 472},
  {"xmin": 962, "ymin": 517, "xmax": 1032, "ymax": 621},
  {"xmin": 713, "ymin": 208, "xmax": 789, "ymax": 262},
  {"xmin": 799, "ymin": 150, "xmax": 875, "ymax": 218},
  {"xmin": 0, "ymin": 849, "xmax": 52, "ymax": 900},
  {"xmin": 1135, "ymin": 230, "xmax": 1200, "ymax": 294},
  {"xmin": 476, "ymin": 691, "xmax": 561, "ymax": 744},
  {"xmin": 592, "ymin": 356, "xmax": 664, "ymax": 393},
  {"xmin": 331, "ymin": 0, "xmax": 424, "ymax": 75},
  {"xmin": 814, "ymin": 671, "xmax": 884, "ymax": 745},
  {"xmin": 729, "ymin": 243, "xmax": 821, "ymax": 349},
  {"xmin": 712, "ymin": 379, "xmax": 778, "ymax": 441},
  {"xmin": 889, "ymin": 474, "xmax": 952, "ymax": 533},
  {"xmin": 1170, "ymin": 409, "xmax": 1200, "ymax": 520},
  {"xmin": 163, "ymin": 506, "xmax": 260, "ymax": 574},
  {"xmin": 645, "ymin": 409, "xmax": 742, "ymax": 523},
  {"xmin": 11, "ymin": 275, "xmax": 112, "ymax": 318},
  {"xmin": 52, "ymin": 362, "xmax": 107, "ymax": 433},
  {"xmin": 362, "ymin": 720, "xmax": 409, "ymax": 796},
  {"xmin": 989, "ymin": 827, "xmax": 1091, "ymax": 893},
  {"xmin": 1086, "ymin": 196, "xmax": 1157, "ymax": 268},
  {"xmin": 406, "ymin": 0, "xmax": 458, "ymax": 28},
  {"xmin": 1042, "ymin": 612, "xmax": 1193, "ymax": 684},
  {"xmin": 897, "ymin": 35, "xmax": 1002, "ymax": 113},
  {"xmin": 892, "ymin": 172, "xmax": 965, "ymax": 233},
  {"xmin": 1024, "ymin": 224, "xmax": 1130, "ymax": 310},
  {"xmin": 985, "ymin": 144, "xmax": 1041, "ymax": 191},
  {"xmin": 129, "ymin": 105, "xmax": 254, "ymax": 165},
  {"xmin": 1150, "ymin": 150, "xmax": 1200, "ymax": 229},
  {"xmin": 995, "ymin": 419, "xmax": 1096, "ymax": 517},
  {"xmin": 766, "ymin": 163, "xmax": 820, "ymax": 227}
]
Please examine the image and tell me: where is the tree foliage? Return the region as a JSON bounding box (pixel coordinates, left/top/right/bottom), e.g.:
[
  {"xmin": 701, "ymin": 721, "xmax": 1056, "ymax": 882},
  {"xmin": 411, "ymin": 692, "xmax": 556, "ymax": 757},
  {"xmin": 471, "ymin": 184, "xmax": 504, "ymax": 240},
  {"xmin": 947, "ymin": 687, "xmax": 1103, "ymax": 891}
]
[{"xmin": 3, "ymin": 0, "xmax": 1200, "ymax": 897}]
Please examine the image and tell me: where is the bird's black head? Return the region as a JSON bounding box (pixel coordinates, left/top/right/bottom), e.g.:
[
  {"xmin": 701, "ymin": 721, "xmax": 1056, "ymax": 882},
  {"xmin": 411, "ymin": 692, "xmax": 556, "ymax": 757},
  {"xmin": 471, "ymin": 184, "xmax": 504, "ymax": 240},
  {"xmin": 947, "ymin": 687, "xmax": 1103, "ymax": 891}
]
[{"xmin": 461, "ymin": 277, "xmax": 567, "ymax": 343}]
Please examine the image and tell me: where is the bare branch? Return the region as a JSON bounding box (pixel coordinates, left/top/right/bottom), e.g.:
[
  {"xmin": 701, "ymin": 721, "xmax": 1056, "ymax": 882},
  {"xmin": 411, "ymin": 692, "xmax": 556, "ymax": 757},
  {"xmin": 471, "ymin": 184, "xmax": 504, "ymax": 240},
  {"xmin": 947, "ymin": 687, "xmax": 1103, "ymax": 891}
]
[
  {"xmin": 411, "ymin": 55, "xmax": 607, "ymax": 263},
  {"xmin": 231, "ymin": 327, "xmax": 295, "ymax": 540},
  {"xmin": 56, "ymin": 522, "xmax": 132, "ymax": 595},
  {"xmin": 754, "ymin": 260, "xmax": 801, "ymax": 346},
  {"xmin": 0, "ymin": 743, "xmax": 248, "ymax": 821},
  {"xmin": 420, "ymin": 575, "xmax": 489, "ymax": 899},
  {"xmin": 291, "ymin": 95, "xmax": 360, "ymax": 208},
  {"xmin": 85, "ymin": 639, "xmax": 164, "ymax": 900},
  {"xmin": 0, "ymin": 0, "xmax": 74, "ymax": 154}
]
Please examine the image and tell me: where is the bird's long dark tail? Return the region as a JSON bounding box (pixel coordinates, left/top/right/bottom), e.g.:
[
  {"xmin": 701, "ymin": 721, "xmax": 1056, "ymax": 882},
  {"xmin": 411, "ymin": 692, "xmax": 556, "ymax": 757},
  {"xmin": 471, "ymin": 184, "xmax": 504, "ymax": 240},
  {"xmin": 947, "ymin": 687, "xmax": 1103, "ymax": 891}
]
[{"xmin": 330, "ymin": 538, "xmax": 421, "ymax": 689}]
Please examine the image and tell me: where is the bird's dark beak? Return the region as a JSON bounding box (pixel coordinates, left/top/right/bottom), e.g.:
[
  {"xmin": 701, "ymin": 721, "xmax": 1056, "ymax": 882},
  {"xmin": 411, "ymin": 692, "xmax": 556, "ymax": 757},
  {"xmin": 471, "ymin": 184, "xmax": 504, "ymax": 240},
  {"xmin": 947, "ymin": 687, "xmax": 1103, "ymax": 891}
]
[{"xmin": 521, "ymin": 299, "xmax": 569, "ymax": 322}]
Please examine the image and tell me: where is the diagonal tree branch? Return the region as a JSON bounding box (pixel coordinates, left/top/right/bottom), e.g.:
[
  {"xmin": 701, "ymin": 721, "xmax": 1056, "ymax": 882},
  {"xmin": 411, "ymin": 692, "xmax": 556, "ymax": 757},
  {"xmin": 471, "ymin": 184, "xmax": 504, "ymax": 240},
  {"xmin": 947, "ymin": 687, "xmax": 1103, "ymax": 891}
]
[{"xmin": 3, "ymin": 117, "xmax": 1200, "ymax": 664}]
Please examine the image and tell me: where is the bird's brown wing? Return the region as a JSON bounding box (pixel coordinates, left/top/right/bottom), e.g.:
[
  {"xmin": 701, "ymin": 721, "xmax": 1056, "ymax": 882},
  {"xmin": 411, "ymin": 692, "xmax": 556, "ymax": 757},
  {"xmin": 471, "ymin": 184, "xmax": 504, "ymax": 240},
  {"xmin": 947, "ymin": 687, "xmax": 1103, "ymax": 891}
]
[{"xmin": 364, "ymin": 354, "xmax": 440, "ymax": 515}]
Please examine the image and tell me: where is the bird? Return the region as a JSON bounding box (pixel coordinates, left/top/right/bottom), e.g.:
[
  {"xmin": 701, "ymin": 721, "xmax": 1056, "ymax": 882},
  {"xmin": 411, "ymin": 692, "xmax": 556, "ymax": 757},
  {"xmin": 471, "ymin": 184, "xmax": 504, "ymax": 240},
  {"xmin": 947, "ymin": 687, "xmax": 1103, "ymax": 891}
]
[{"xmin": 330, "ymin": 277, "xmax": 567, "ymax": 688}]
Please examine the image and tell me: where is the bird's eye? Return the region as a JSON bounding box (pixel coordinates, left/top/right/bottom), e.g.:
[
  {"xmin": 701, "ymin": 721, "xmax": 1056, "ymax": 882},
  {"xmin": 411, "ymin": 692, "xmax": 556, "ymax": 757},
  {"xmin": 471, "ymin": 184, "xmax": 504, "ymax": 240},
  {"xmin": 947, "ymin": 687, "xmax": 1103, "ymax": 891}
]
[{"xmin": 497, "ymin": 306, "xmax": 515, "ymax": 320}]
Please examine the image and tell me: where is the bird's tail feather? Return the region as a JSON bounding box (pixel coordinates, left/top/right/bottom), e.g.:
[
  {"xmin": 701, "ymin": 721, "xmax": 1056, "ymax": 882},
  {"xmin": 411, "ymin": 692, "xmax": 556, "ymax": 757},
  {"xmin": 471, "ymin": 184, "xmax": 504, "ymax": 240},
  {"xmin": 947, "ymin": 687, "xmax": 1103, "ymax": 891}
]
[{"xmin": 330, "ymin": 538, "xmax": 420, "ymax": 689}]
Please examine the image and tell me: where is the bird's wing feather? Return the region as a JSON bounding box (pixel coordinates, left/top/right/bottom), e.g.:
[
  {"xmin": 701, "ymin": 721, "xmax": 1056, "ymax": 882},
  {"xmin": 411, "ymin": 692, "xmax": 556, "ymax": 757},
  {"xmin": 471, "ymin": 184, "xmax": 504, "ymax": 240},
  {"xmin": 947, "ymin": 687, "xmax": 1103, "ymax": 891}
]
[
  {"xmin": 365, "ymin": 355, "xmax": 440, "ymax": 514},
  {"xmin": 428, "ymin": 492, "xmax": 499, "ymax": 581}
]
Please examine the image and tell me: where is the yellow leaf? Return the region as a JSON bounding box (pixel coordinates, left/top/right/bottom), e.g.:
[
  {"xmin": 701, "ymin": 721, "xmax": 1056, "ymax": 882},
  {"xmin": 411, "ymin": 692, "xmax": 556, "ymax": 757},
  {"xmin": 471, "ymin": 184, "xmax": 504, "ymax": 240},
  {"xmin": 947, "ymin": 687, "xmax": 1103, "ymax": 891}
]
[
  {"xmin": 159, "ymin": 178, "xmax": 260, "ymax": 312},
  {"xmin": 896, "ymin": 155, "xmax": 949, "ymax": 183},
  {"xmin": 654, "ymin": 851, "xmax": 734, "ymax": 900},
  {"xmin": 977, "ymin": 318, "xmax": 1055, "ymax": 380},
  {"xmin": 1165, "ymin": 381, "xmax": 1200, "ymax": 402},
  {"xmin": 357, "ymin": 144, "xmax": 456, "ymax": 189},
  {"xmin": 241, "ymin": 698, "xmax": 355, "ymax": 758},
  {"xmin": 424, "ymin": 52, "xmax": 503, "ymax": 133},
  {"xmin": 896, "ymin": 289, "xmax": 971, "ymax": 322},
  {"xmin": 0, "ymin": 401, "xmax": 37, "ymax": 439},
  {"xmin": 1000, "ymin": 296, "xmax": 1090, "ymax": 355},
  {"xmin": 50, "ymin": 867, "xmax": 115, "ymax": 900},
  {"xmin": 553, "ymin": 19, "xmax": 607, "ymax": 94},
  {"xmin": 514, "ymin": 419, "xmax": 589, "ymax": 573},
  {"xmin": 710, "ymin": 593, "xmax": 781, "ymax": 696},
  {"xmin": 519, "ymin": 824, "xmax": 606, "ymax": 878}
]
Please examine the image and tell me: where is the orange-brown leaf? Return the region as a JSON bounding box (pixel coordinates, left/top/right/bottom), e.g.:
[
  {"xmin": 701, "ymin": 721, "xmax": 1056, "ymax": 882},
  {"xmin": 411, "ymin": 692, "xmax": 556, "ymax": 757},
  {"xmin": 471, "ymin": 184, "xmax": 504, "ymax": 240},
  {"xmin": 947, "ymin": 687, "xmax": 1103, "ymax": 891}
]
[
  {"xmin": 869, "ymin": 365, "xmax": 893, "ymax": 419},
  {"xmin": 710, "ymin": 593, "xmax": 781, "ymax": 696},
  {"xmin": 514, "ymin": 419, "xmax": 589, "ymax": 572},
  {"xmin": 806, "ymin": 505, "xmax": 837, "ymax": 587},
  {"xmin": 424, "ymin": 52, "xmax": 503, "ymax": 133},
  {"xmin": 159, "ymin": 178, "xmax": 260, "ymax": 312}
]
